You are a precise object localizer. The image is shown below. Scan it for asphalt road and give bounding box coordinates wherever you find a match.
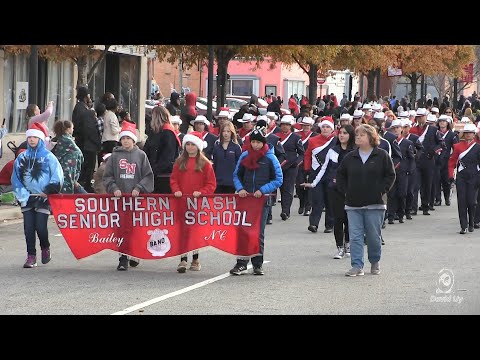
[0,193,478,315]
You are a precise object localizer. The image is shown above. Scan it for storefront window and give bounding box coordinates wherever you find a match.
[3,53,29,133]
[46,61,74,129]
[119,55,140,124]
[231,80,253,96]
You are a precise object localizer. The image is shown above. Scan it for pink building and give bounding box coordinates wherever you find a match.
[202,58,310,103]
[202,58,358,104]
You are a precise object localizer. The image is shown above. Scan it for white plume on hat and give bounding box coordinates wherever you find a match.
[171,115,182,125]
[463,123,478,133]
[238,113,254,123]
[437,115,452,123]
[266,111,278,120]
[300,116,314,125]
[280,115,295,125]
[388,119,403,128]
[190,115,210,126]
[415,108,427,116]
[460,117,471,123]
[353,109,363,118]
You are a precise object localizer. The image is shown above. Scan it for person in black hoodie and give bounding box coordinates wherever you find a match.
[166,92,181,117]
[143,105,181,194]
[336,124,395,277]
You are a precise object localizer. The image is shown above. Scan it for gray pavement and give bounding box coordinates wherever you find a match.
[0,192,478,315]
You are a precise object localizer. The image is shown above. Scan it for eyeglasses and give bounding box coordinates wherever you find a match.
[445,111,452,114]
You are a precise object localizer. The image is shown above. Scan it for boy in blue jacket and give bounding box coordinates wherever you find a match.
[229,126,283,275]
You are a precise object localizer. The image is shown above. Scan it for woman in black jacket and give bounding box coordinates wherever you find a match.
[302,124,355,259]
[143,106,181,193]
[336,124,396,277]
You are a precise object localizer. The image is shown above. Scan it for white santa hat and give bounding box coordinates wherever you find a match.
[182,131,208,151]
[119,121,138,143]
[319,116,335,130]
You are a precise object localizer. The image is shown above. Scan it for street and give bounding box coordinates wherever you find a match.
[0,193,479,315]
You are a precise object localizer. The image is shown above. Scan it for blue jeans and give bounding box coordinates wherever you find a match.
[238,203,270,268]
[23,209,50,256]
[346,209,384,269]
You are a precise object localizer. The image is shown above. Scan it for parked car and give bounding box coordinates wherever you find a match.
[226,95,290,116]
[196,97,238,117]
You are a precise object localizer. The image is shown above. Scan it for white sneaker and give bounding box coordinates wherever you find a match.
[333,246,345,259]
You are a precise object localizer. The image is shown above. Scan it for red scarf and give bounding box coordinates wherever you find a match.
[277,130,291,142]
[163,123,181,146]
[241,143,269,170]
[299,130,312,142]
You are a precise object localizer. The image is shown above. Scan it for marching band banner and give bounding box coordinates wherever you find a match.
[49,194,264,260]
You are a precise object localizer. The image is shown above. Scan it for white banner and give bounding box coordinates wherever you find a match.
[16,82,28,110]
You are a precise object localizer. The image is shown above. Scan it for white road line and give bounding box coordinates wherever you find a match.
[111,261,271,315]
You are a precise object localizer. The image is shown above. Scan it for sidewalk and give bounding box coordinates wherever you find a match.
[0,203,22,222]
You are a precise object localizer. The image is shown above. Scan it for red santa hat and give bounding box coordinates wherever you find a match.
[319,116,335,130]
[182,131,208,151]
[119,121,138,143]
[25,122,49,141]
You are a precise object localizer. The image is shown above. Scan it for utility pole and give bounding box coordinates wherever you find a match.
[29,45,38,105]
[179,56,183,96]
[207,45,214,121]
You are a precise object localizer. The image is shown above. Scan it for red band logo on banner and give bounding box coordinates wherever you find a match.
[49,194,265,260]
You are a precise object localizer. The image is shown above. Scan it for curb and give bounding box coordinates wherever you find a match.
[0,206,22,222]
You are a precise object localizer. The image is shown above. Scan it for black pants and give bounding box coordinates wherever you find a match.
[387,171,408,220]
[456,174,479,229]
[154,176,172,194]
[23,209,49,256]
[79,150,97,193]
[327,188,348,247]
[430,163,441,207]
[406,170,416,214]
[215,185,236,194]
[280,167,298,216]
[310,171,333,229]
[417,158,435,210]
[435,161,451,204]
[295,169,311,211]
[475,188,480,224]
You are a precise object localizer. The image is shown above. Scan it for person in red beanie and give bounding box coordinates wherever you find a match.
[170,131,216,273]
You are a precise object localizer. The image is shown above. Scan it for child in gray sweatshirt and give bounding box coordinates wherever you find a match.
[103,122,154,270]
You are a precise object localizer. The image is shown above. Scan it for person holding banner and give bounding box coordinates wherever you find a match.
[103,121,154,270]
[11,124,64,268]
[229,126,283,276]
[170,131,217,273]
[448,123,480,234]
